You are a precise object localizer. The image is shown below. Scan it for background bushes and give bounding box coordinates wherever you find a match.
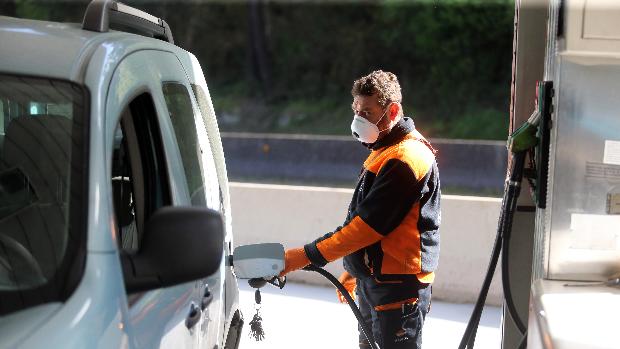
[3,0,515,139]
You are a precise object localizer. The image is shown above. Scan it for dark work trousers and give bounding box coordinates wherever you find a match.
[357,283,432,349]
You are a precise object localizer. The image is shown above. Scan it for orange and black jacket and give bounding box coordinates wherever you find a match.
[304,117,440,307]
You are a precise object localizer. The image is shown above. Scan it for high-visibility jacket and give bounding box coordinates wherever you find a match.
[304,117,441,308]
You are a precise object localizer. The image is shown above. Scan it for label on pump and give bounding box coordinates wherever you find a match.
[570,213,620,250]
[608,193,620,214]
[603,140,620,166]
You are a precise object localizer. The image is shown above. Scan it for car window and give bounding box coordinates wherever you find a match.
[112,124,138,253]
[162,83,212,207]
[112,93,171,256]
[190,83,226,214]
[0,74,87,316]
[112,93,172,305]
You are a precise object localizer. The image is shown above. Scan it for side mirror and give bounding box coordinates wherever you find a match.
[121,206,224,293]
[233,243,284,279]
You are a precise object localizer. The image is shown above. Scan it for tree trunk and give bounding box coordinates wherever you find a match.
[248,0,271,94]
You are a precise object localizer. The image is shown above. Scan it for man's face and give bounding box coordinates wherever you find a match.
[352,94,392,132]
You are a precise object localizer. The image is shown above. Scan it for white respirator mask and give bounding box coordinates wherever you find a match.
[350,108,389,144]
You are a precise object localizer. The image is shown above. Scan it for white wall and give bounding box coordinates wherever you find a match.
[230,182,504,306]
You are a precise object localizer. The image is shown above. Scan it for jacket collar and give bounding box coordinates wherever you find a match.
[365,117,416,150]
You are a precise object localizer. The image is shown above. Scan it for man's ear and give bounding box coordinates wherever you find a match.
[388,103,400,121]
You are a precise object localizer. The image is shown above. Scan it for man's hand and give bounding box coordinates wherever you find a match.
[336,271,356,304]
[279,247,310,277]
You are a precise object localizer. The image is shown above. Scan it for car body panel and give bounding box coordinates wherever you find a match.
[0,303,62,348]
[174,53,231,346]
[178,54,240,342]
[0,17,97,81]
[9,253,129,348]
[0,12,240,349]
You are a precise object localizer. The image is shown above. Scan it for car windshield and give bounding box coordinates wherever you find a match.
[0,74,87,315]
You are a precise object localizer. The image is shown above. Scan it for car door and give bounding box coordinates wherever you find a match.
[179,53,237,346]
[106,49,205,349]
[160,77,225,348]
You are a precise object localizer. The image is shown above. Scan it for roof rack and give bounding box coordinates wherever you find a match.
[82,0,174,44]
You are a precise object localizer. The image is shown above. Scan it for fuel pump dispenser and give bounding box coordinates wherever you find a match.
[503,1,620,348]
[457,79,553,349]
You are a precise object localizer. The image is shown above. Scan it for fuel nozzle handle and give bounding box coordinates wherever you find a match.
[248,275,287,289]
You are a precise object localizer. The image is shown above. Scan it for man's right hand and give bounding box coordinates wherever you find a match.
[279,247,310,277]
[336,271,356,304]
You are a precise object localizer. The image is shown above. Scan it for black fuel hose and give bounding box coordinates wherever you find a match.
[458,151,527,348]
[302,264,380,349]
[500,152,528,335]
[457,220,503,349]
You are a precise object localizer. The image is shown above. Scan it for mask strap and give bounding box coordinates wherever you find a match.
[375,106,391,132]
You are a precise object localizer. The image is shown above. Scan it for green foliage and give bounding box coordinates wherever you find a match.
[13,0,88,22]
[202,1,516,139]
[6,0,516,140]
[432,108,509,140]
[14,0,49,20]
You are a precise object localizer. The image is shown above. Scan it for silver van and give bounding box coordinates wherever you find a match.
[0,1,242,348]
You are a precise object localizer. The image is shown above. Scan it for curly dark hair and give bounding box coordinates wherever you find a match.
[351,70,402,107]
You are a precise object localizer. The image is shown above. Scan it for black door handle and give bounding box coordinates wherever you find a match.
[185,303,201,329]
[201,287,214,310]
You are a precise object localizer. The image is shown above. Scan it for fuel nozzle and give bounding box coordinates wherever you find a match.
[507,109,540,153]
[248,275,287,289]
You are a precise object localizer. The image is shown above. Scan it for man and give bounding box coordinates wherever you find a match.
[280,70,441,349]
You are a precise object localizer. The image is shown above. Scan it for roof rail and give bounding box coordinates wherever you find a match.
[82,0,174,44]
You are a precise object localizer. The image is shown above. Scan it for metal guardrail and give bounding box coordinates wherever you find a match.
[221,133,508,194]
